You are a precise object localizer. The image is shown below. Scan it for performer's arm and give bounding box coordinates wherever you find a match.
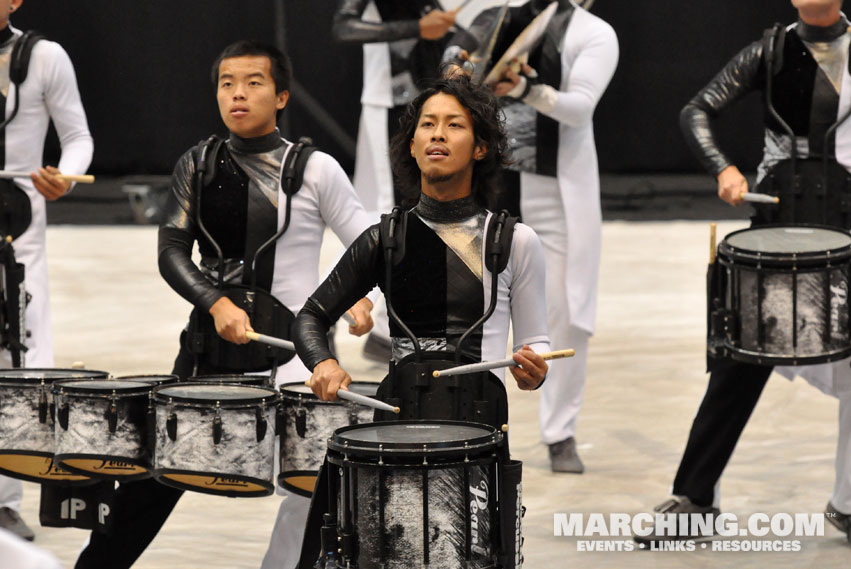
[332,0,455,44]
[36,42,93,200]
[157,151,224,313]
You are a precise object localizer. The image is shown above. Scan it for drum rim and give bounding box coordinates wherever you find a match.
[720,344,851,366]
[0,449,97,485]
[152,381,279,405]
[0,369,109,385]
[52,378,154,396]
[279,380,380,403]
[114,374,178,384]
[153,467,274,497]
[54,453,152,481]
[719,224,851,264]
[328,420,501,456]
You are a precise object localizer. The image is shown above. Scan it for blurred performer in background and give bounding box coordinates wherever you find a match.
[332,0,458,361]
[446,0,618,473]
[638,0,851,545]
[0,0,93,542]
[75,41,374,569]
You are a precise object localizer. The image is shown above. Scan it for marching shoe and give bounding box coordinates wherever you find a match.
[826,502,851,545]
[0,507,35,541]
[549,437,584,474]
[633,497,719,547]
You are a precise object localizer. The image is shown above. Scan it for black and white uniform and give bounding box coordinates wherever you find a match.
[0,25,92,513]
[677,16,851,514]
[446,0,618,445]
[75,130,373,569]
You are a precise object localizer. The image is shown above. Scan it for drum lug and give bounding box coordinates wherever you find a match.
[296,408,307,438]
[213,403,223,445]
[255,405,267,442]
[107,393,118,434]
[422,444,428,466]
[38,385,48,424]
[275,405,283,437]
[167,399,177,442]
[57,397,69,431]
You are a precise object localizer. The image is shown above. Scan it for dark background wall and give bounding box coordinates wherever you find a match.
[18,0,797,176]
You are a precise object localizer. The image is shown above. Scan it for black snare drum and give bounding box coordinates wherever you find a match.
[0,368,107,484]
[714,225,851,365]
[326,421,503,568]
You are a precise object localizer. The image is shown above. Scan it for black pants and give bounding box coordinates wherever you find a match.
[671,358,773,507]
[75,334,206,569]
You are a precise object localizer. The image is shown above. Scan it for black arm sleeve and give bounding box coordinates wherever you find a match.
[332,0,421,44]
[680,40,764,177]
[156,149,223,312]
[294,225,383,370]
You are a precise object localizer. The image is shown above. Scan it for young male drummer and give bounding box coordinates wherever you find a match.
[291,76,550,567]
[75,40,375,569]
[637,0,851,545]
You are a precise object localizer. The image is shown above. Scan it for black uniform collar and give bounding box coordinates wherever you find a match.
[0,26,14,46]
[414,192,483,222]
[228,129,284,154]
[797,14,849,43]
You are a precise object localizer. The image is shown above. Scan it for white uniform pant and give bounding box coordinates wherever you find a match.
[260,491,311,569]
[520,173,591,445]
[833,392,851,513]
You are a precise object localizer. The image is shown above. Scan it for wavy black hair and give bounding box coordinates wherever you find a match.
[389,76,511,209]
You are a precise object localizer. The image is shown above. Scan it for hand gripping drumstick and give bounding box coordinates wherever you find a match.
[341,311,356,326]
[0,170,95,184]
[740,192,779,204]
[245,330,295,352]
[432,349,576,378]
[303,379,400,414]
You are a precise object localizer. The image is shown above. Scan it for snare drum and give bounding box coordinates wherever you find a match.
[0,369,106,484]
[52,375,176,480]
[152,382,278,497]
[191,374,271,387]
[326,421,503,568]
[278,381,378,496]
[714,225,851,365]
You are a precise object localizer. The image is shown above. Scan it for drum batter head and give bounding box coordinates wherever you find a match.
[280,381,379,400]
[722,226,851,265]
[329,420,500,459]
[154,383,278,406]
[190,373,271,387]
[53,379,152,396]
[115,374,177,387]
[0,368,108,385]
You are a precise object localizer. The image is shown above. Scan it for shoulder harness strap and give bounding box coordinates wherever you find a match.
[379,206,408,265]
[762,23,786,77]
[10,30,44,85]
[484,209,518,275]
[195,135,225,187]
[281,136,317,196]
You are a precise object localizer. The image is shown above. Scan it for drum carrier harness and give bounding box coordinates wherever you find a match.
[185,135,315,378]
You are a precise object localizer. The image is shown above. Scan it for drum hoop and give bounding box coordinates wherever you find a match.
[716,257,851,272]
[0,450,98,486]
[0,369,108,385]
[191,374,271,385]
[326,454,498,470]
[279,380,380,405]
[51,379,154,397]
[328,420,501,456]
[719,224,851,265]
[115,374,178,385]
[721,344,851,366]
[152,468,274,497]
[152,382,279,407]
[54,453,152,481]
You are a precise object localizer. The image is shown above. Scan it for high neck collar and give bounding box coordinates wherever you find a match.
[0,26,13,46]
[228,129,283,154]
[414,192,483,222]
[797,14,849,42]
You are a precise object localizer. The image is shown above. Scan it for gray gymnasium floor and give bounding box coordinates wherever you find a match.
[15,220,851,567]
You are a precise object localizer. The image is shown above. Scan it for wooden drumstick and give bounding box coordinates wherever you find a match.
[0,170,95,184]
[432,349,575,378]
[740,192,779,204]
[709,223,717,264]
[303,379,400,413]
[245,331,295,352]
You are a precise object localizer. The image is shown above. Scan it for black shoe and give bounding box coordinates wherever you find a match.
[633,497,719,547]
[362,332,391,363]
[0,507,35,541]
[549,437,584,473]
[826,502,851,545]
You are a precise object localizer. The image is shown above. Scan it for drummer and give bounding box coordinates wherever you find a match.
[636,0,851,545]
[75,40,376,569]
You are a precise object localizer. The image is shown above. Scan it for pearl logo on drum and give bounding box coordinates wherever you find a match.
[470,478,490,556]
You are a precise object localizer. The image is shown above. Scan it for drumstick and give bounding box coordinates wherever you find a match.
[740,192,779,204]
[245,331,295,352]
[0,170,95,184]
[303,379,400,413]
[432,349,576,378]
[341,311,356,326]
[709,223,717,264]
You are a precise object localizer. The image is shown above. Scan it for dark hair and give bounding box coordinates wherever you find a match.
[389,76,511,209]
[211,40,292,94]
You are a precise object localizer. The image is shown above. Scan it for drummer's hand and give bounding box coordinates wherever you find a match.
[31,166,72,201]
[309,358,352,401]
[346,297,374,337]
[492,61,534,97]
[444,50,473,79]
[509,345,548,390]
[209,297,253,344]
[419,9,456,40]
[717,165,748,206]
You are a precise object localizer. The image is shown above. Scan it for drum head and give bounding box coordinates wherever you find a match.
[280,381,379,400]
[329,420,499,458]
[154,383,278,405]
[53,379,152,396]
[116,374,177,387]
[724,226,851,258]
[0,369,108,385]
[191,374,270,386]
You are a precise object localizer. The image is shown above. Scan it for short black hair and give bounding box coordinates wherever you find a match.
[389,76,511,209]
[211,40,292,94]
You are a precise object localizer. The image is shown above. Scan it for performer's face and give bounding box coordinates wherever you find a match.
[216,55,288,139]
[410,93,486,192]
[0,0,22,29]
[791,0,842,13]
